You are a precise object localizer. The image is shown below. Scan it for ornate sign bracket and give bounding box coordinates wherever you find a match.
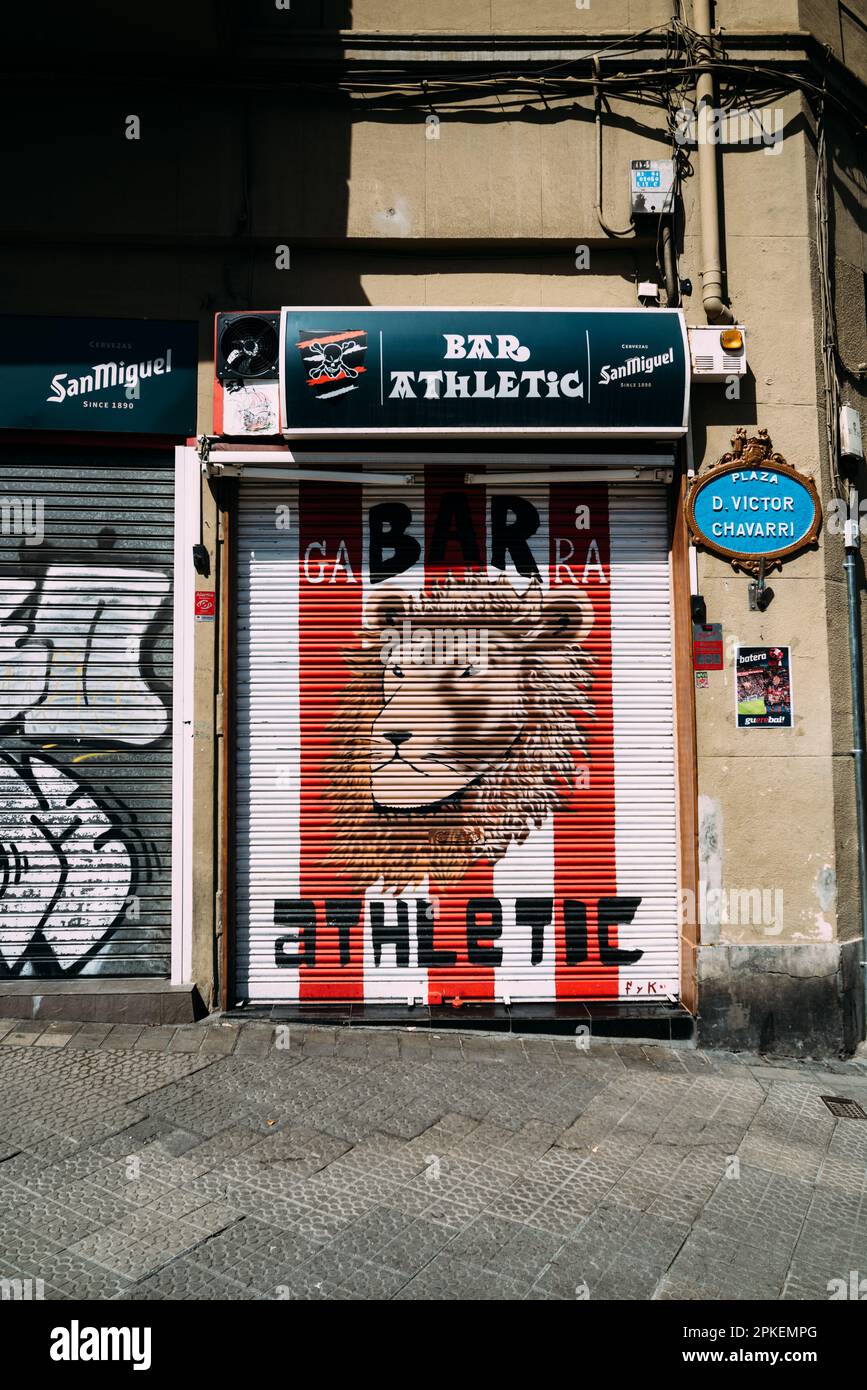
[686,428,822,581]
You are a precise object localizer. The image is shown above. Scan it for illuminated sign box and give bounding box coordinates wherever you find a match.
[0,315,198,435]
[280,307,689,438]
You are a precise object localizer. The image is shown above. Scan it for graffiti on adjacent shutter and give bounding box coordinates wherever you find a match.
[0,552,170,976]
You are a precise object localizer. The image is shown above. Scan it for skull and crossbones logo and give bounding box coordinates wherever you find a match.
[305,339,360,381]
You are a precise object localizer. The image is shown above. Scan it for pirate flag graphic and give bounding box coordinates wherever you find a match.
[296,329,368,401]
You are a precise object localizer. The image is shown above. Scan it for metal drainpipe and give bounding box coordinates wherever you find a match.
[844,509,867,1038]
[693,0,735,324]
[661,222,679,306]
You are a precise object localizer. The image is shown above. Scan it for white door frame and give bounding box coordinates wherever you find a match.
[170,445,199,984]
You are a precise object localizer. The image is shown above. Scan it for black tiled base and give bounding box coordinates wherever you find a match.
[223,999,695,1042]
[0,979,204,1025]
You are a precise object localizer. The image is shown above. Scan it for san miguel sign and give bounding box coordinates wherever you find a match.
[280,307,689,437]
[687,428,822,575]
[0,316,198,435]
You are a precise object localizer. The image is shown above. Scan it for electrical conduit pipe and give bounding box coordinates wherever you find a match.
[693,0,735,324]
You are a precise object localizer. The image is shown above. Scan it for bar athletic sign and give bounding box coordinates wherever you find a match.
[686,429,822,574]
[279,306,689,437]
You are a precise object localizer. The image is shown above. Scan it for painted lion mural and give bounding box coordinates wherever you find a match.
[325,571,594,891]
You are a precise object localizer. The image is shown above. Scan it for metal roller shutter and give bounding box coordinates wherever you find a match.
[235,465,680,1005]
[0,446,174,977]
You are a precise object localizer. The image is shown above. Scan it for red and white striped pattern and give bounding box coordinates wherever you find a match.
[235,467,679,1004]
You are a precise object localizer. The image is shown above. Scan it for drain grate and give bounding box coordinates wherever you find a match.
[821,1095,867,1120]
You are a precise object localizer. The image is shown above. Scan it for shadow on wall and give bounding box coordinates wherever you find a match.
[0,0,364,340]
[0,2,360,983]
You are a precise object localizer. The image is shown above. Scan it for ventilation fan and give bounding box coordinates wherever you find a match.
[213,310,281,436]
[216,312,279,383]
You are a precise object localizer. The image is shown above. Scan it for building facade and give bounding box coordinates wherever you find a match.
[1,0,866,1053]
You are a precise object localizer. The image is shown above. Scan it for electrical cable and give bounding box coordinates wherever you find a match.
[593,56,635,239]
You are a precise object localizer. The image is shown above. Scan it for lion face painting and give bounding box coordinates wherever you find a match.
[326,572,594,892]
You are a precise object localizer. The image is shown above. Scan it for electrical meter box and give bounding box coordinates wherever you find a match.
[630,160,675,216]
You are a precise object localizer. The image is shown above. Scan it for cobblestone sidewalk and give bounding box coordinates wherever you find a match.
[1,1018,866,1301]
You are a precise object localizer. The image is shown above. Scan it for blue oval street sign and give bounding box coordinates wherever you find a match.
[687,460,822,566]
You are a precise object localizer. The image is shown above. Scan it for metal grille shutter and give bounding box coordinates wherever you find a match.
[0,446,174,978]
[235,471,680,1004]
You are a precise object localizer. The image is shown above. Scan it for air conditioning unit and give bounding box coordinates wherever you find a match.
[688,325,747,383]
[214,311,281,436]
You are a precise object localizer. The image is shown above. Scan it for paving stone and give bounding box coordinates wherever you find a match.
[94,1117,180,1157]
[1,1024,46,1047]
[65,1025,114,1050]
[234,1028,277,1057]
[333,1034,373,1060]
[265,1270,355,1300]
[497,1224,566,1282]
[33,1023,82,1048]
[519,1039,559,1065]
[100,1027,145,1050]
[5,1245,136,1300]
[4,1026,867,1300]
[122,1256,249,1301]
[200,1027,241,1056]
[167,1030,206,1054]
[133,1027,178,1052]
[302,1247,411,1299]
[86,1163,177,1207]
[393,1253,526,1300]
[296,1029,338,1055]
[373,1217,453,1275]
[0,1190,108,1249]
[67,1226,190,1281]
